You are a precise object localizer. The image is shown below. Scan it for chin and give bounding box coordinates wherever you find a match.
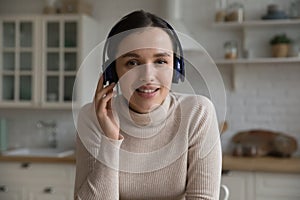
[129,100,162,114]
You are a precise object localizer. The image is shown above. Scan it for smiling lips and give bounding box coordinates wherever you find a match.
[136,86,160,98]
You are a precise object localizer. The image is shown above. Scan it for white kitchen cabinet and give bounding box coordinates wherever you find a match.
[0,182,24,200]
[222,170,300,200]
[27,185,72,200]
[255,172,300,200]
[221,171,255,200]
[0,14,101,109]
[0,162,75,200]
[0,16,37,107]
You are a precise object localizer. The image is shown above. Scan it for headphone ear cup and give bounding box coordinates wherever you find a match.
[172,56,184,83]
[103,60,118,84]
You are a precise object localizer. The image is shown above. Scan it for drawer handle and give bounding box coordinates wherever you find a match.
[0,185,7,192]
[21,162,30,168]
[44,187,53,194]
[222,170,231,175]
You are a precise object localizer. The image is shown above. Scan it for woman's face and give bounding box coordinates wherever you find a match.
[115,27,174,114]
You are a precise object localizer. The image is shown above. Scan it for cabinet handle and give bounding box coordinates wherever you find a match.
[21,162,31,168]
[222,170,231,175]
[0,185,7,192]
[44,187,53,194]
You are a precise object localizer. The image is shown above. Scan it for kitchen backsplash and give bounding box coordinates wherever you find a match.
[0,109,75,150]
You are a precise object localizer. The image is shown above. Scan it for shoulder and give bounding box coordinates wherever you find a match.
[170,93,218,137]
[172,94,220,156]
[171,92,215,115]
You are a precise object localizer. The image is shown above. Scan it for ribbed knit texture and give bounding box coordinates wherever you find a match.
[74,93,222,200]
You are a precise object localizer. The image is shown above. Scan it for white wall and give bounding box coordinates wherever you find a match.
[0,0,300,155]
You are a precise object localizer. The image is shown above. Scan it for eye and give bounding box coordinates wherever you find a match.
[155,59,168,65]
[126,60,140,67]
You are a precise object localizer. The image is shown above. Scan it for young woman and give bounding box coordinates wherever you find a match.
[75,10,221,200]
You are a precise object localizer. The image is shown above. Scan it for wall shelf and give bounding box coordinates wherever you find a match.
[213,19,300,28]
[214,57,300,65]
[214,57,300,90]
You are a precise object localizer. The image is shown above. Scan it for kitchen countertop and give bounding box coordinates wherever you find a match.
[0,153,76,164]
[222,155,300,173]
[0,154,300,173]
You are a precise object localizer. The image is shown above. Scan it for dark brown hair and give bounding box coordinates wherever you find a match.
[104,10,178,59]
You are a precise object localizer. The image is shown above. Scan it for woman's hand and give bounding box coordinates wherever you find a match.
[94,75,120,140]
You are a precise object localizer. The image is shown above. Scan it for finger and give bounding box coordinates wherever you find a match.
[101,89,114,104]
[106,88,114,110]
[94,82,115,102]
[99,90,114,112]
[95,85,114,108]
[107,97,113,111]
[96,75,104,93]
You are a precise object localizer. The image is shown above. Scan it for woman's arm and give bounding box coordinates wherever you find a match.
[186,140,222,199]
[74,134,122,200]
[74,75,122,199]
[186,98,222,200]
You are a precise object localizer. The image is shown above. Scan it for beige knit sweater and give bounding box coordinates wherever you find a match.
[74,93,222,200]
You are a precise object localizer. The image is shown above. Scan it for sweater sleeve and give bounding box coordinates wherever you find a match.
[186,98,222,200]
[74,103,123,200]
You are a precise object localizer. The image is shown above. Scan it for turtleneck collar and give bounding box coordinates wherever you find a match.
[113,93,175,138]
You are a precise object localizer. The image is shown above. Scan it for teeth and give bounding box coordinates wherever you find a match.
[138,89,156,93]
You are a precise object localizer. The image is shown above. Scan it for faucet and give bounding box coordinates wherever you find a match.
[36,120,57,148]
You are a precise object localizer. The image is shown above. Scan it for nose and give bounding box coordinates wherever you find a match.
[139,63,155,82]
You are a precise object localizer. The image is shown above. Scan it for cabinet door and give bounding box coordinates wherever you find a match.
[0,18,36,106]
[27,185,72,200]
[255,172,300,200]
[0,182,24,200]
[42,18,78,107]
[221,171,255,200]
[0,162,75,200]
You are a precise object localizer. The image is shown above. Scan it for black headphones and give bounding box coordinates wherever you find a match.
[102,20,185,85]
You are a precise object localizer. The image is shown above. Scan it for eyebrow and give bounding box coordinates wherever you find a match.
[121,52,172,58]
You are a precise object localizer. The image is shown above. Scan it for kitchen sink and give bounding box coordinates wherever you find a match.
[2,148,74,158]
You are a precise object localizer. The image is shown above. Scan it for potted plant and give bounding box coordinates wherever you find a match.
[270,34,292,57]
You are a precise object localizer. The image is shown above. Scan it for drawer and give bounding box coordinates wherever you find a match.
[255,172,300,198]
[26,184,73,200]
[0,181,25,200]
[0,162,74,185]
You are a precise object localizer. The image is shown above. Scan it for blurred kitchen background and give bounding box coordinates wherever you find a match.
[0,0,300,200]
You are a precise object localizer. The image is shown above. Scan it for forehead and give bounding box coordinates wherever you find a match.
[115,27,174,58]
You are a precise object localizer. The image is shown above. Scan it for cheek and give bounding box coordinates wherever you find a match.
[116,67,139,100]
[156,67,173,89]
